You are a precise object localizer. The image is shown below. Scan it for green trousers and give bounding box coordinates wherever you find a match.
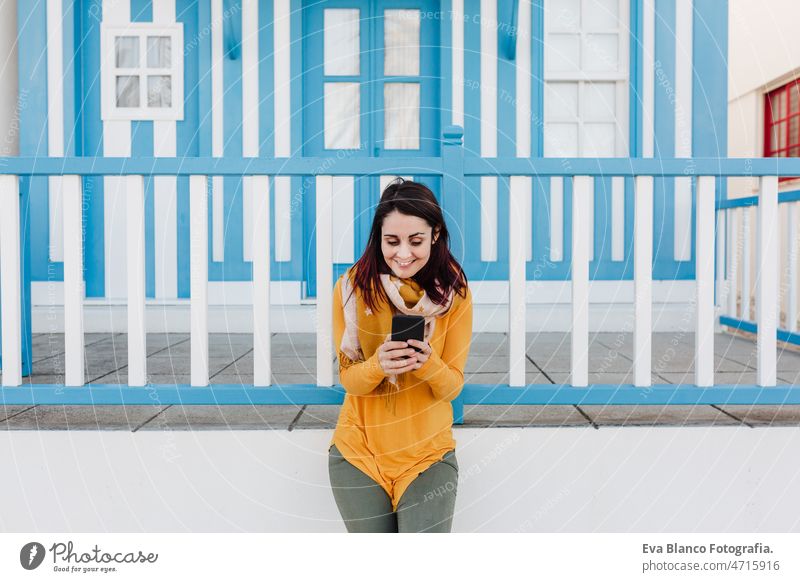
[328,443,459,533]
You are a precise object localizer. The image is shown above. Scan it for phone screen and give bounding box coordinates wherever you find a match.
[391,315,425,356]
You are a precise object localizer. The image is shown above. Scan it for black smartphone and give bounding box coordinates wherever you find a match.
[391,314,425,358]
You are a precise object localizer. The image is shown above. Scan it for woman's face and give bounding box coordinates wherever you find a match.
[381,210,439,278]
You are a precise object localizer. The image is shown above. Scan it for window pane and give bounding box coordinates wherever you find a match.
[770,91,785,121]
[790,146,800,158]
[582,82,616,121]
[384,9,420,76]
[769,124,779,154]
[324,83,360,149]
[545,82,578,120]
[583,34,618,71]
[115,36,139,68]
[324,9,360,76]
[546,34,580,72]
[790,84,800,115]
[147,75,172,107]
[116,75,140,107]
[582,123,616,157]
[790,116,799,147]
[384,83,420,150]
[147,36,171,68]
[779,121,787,151]
[545,0,580,31]
[583,0,618,29]
[544,123,578,157]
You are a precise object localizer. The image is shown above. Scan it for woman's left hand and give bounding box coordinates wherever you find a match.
[406,339,432,369]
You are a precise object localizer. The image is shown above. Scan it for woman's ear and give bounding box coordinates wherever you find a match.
[433,227,441,244]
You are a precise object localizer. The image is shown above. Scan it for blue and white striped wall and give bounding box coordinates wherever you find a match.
[18,0,728,312]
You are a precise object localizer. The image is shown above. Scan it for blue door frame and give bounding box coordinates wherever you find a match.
[302,0,441,298]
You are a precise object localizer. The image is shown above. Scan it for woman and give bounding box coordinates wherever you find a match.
[328,178,473,533]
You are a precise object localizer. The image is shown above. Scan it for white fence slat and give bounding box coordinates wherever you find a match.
[0,175,22,386]
[634,176,653,387]
[127,176,146,386]
[757,175,778,387]
[695,176,715,387]
[715,208,726,318]
[48,176,64,262]
[742,207,751,320]
[253,175,272,386]
[190,175,209,386]
[571,176,591,387]
[316,175,334,387]
[63,175,85,386]
[550,177,563,261]
[509,176,526,387]
[611,176,625,261]
[727,208,739,318]
[787,202,798,332]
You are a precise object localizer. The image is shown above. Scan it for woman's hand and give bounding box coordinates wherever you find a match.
[406,339,432,369]
[377,335,419,375]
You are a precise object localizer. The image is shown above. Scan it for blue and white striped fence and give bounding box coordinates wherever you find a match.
[2,128,800,416]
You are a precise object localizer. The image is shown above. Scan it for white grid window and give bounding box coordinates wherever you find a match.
[101,23,184,121]
[543,0,629,157]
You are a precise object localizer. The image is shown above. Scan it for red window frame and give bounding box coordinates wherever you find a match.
[764,80,800,181]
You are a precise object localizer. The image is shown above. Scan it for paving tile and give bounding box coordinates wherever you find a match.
[469,333,508,357]
[461,405,590,427]
[89,373,193,385]
[657,372,795,386]
[293,405,341,429]
[1,373,69,386]
[136,404,302,430]
[220,352,322,374]
[717,405,800,426]
[2,405,166,430]
[153,333,247,352]
[546,372,661,385]
[466,356,523,374]
[30,333,115,362]
[464,372,554,385]
[578,404,743,427]
[143,356,240,376]
[0,406,36,423]
[210,372,339,386]
[270,343,317,357]
[778,369,800,384]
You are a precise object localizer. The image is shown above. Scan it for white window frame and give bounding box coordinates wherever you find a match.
[543,0,630,157]
[100,22,184,121]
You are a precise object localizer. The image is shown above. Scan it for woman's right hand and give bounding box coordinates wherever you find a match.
[377,334,420,375]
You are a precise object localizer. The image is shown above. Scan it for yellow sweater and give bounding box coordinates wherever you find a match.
[329,273,473,511]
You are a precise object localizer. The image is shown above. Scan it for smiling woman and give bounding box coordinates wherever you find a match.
[328,178,473,533]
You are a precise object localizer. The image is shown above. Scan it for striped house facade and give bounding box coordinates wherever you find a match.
[16,0,728,326]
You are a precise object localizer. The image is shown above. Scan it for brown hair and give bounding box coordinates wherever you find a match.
[347,178,468,313]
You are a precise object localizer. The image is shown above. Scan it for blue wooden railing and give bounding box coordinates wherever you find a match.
[2,128,800,419]
[716,190,800,348]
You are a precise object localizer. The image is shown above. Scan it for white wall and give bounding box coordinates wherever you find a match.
[727,0,800,327]
[729,0,800,197]
[2,428,799,532]
[730,0,800,101]
[0,0,18,156]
